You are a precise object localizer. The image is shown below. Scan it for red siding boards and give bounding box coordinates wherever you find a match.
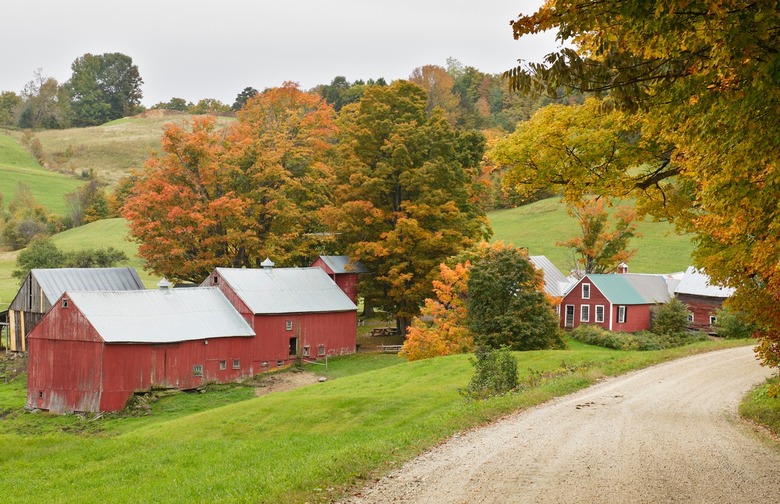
[27,291,256,414]
[310,257,361,303]
[560,276,654,333]
[677,293,723,332]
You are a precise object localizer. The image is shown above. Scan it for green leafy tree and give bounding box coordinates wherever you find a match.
[714,307,756,340]
[12,237,66,280]
[503,1,780,370]
[232,87,258,111]
[13,237,127,281]
[187,98,231,115]
[17,70,70,129]
[651,298,690,336]
[67,53,143,126]
[1,183,54,249]
[0,91,21,127]
[152,97,189,111]
[322,80,491,332]
[467,242,563,350]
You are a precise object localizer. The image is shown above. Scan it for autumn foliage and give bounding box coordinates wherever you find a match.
[122,83,337,282]
[401,262,474,361]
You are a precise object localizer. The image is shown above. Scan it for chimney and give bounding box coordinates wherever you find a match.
[617,262,629,274]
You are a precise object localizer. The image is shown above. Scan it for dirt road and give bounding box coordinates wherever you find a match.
[342,346,780,503]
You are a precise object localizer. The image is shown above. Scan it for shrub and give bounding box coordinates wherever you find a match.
[714,307,756,339]
[571,324,708,351]
[460,346,519,400]
[651,297,690,335]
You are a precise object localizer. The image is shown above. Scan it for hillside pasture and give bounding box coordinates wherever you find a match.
[32,113,235,187]
[488,198,695,274]
[0,339,748,503]
[0,132,83,215]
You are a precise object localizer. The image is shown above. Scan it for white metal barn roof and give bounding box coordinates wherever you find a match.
[675,266,735,298]
[65,288,254,343]
[529,255,572,298]
[32,267,145,305]
[214,267,358,314]
[316,255,367,274]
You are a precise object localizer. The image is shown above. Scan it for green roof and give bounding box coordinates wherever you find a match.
[587,275,648,304]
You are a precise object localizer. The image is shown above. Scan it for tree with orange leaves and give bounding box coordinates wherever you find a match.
[558,198,639,277]
[122,83,337,283]
[401,261,474,361]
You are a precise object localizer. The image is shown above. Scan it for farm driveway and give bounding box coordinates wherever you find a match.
[341,346,780,503]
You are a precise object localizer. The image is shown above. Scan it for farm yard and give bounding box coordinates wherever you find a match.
[0,337,750,503]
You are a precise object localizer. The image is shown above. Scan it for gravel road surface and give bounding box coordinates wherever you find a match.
[341,346,779,503]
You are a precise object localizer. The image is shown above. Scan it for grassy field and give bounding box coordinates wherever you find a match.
[0,132,83,215]
[0,219,155,309]
[489,197,695,274]
[740,377,780,436]
[32,112,235,186]
[0,338,749,503]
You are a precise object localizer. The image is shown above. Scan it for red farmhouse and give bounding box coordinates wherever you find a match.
[203,260,358,371]
[27,288,255,413]
[675,266,734,332]
[561,274,673,332]
[310,255,366,304]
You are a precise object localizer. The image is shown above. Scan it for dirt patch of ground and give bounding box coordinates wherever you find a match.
[251,370,324,397]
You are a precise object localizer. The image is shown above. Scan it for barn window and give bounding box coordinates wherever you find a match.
[580,305,590,323]
[286,320,293,331]
[318,344,326,356]
[192,364,204,377]
[38,390,43,399]
[61,299,69,309]
[289,337,298,356]
[595,305,605,323]
[213,275,219,284]
[277,360,284,367]
[302,345,310,357]
[617,306,627,324]
[232,359,240,369]
[582,283,591,299]
[709,315,717,326]
[219,360,227,370]
[688,312,694,323]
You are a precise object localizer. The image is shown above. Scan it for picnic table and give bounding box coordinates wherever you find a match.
[369,327,398,337]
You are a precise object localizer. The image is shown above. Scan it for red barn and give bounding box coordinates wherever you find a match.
[310,255,366,304]
[27,288,255,413]
[675,266,734,332]
[203,260,358,370]
[561,274,673,332]
[6,267,144,352]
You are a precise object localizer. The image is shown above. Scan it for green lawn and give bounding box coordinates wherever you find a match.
[488,197,695,274]
[0,132,84,215]
[0,339,749,503]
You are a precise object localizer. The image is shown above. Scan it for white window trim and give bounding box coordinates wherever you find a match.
[582,283,591,300]
[580,304,590,323]
[595,305,605,323]
[617,305,627,324]
[688,312,694,323]
[709,315,717,325]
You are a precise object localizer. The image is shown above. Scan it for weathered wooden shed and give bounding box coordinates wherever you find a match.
[561,273,673,332]
[310,255,366,304]
[7,267,144,352]
[675,266,734,332]
[203,260,358,371]
[26,287,255,413]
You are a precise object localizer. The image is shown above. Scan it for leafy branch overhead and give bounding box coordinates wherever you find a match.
[501,0,780,370]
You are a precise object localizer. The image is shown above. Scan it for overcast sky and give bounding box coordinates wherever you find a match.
[1,1,559,107]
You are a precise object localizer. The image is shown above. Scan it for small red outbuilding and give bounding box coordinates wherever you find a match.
[27,288,255,413]
[310,255,366,304]
[203,261,358,371]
